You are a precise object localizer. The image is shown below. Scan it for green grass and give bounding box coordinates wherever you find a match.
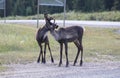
[0,24,120,68]
[1,11,120,21]
[0,24,39,64]
[0,24,37,52]
[83,27,120,62]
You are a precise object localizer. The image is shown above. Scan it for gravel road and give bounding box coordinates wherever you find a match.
[0,20,120,28]
[0,61,120,78]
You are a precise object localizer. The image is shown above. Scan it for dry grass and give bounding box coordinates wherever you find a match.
[0,24,120,68]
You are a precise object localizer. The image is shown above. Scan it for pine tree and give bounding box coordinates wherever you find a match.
[112,0,120,10]
[104,0,114,11]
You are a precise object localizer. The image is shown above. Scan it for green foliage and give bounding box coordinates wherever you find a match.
[5,0,36,16]
[26,7,32,16]
[1,11,120,21]
[43,11,120,21]
[1,0,120,17]
[104,0,114,11]
[112,0,120,10]
[54,11,120,21]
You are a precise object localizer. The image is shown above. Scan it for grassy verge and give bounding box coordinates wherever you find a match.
[0,66,7,72]
[83,27,120,62]
[1,11,120,21]
[0,24,120,71]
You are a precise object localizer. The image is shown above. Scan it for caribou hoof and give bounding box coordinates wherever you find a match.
[80,60,83,66]
[43,59,46,64]
[73,63,76,66]
[66,62,69,67]
[37,59,40,63]
[59,61,62,67]
[80,63,82,66]
[66,64,69,67]
[51,58,54,63]
[59,64,61,67]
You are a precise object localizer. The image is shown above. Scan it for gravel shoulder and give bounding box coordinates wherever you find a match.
[0,61,120,78]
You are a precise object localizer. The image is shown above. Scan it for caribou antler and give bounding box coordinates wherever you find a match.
[44,13,55,24]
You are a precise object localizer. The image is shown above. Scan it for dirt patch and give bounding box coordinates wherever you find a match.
[0,61,120,78]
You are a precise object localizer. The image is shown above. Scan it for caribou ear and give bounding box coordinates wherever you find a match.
[44,13,49,23]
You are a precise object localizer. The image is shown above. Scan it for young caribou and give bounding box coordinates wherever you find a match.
[36,14,55,63]
[36,26,54,63]
[45,18,85,67]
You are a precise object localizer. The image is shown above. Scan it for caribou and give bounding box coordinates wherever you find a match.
[45,16,85,67]
[36,14,55,63]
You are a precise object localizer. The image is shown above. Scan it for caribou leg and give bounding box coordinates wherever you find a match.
[78,38,83,66]
[37,49,42,63]
[59,43,63,67]
[64,42,69,67]
[43,43,47,63]
[47,42,54,63]
[80,43,83,66]
[73,41,80,66]
[37,43,44,63]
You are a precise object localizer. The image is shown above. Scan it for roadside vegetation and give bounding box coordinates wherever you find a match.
[0,24,120,71]
[0,11,120,21]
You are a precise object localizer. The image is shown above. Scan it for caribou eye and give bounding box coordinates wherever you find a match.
[56,25,58,28]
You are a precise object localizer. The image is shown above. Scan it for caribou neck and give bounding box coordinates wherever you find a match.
[50,30,60,41]
[36,26,49,40]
